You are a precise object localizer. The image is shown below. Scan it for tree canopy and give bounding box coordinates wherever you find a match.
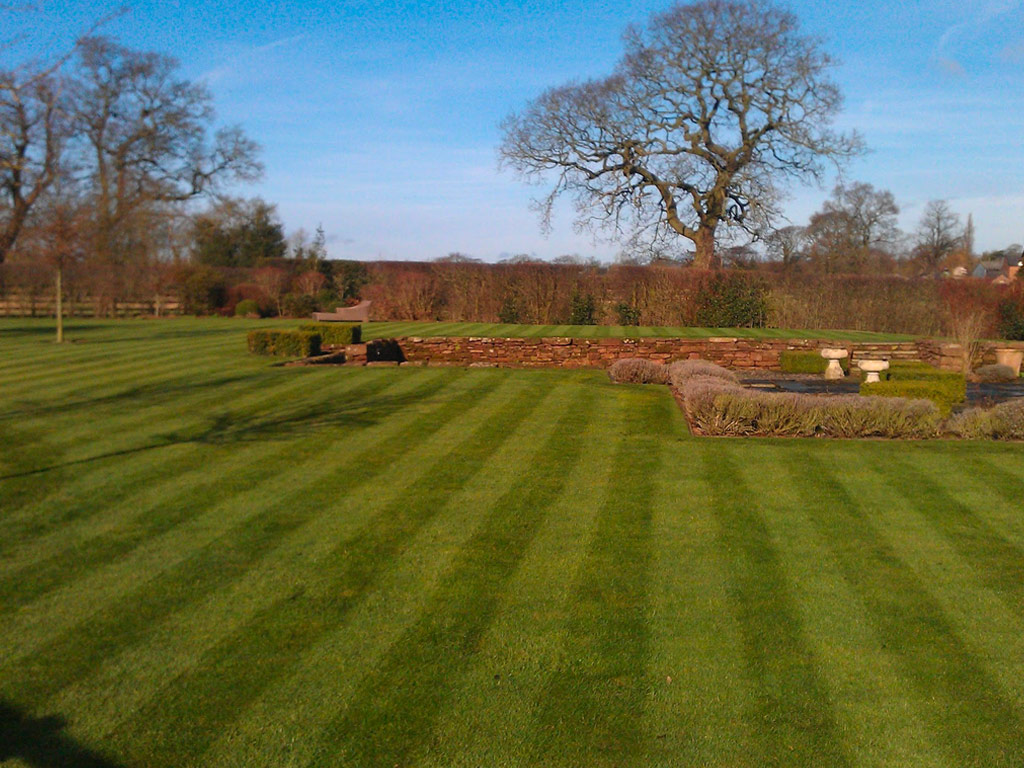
[500,0,861,268]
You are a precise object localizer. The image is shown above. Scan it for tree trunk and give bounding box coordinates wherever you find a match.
[55,264,64,344]
[693,227,720,269]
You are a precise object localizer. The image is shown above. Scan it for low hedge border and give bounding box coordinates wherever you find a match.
[298,322,362,346]
[780,350,849,375]
[862,362,966,416]
[679,375,941,438]
[247,329,322,358]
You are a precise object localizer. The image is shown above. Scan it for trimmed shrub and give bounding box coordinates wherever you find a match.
[973,364,1017,383]
[298,322,362,346]
[234,299,260,317]
[861,377,965,417]
[608,358,670,385]
[247,330,321,358]
[668,359,738,388]
[780,350,848,375]
[948,399,1024,440]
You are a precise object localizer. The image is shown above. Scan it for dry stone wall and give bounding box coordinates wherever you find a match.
[391,336,928,370]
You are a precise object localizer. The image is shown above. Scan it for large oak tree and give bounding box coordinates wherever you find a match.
[500,0,861,268]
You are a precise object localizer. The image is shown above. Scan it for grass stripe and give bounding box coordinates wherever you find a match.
[869,452,1024,620]
[526,386,668,766]
[306,382,598,767]
[641,436,751,766]
[0,373,413,609]
[100,372,558,766]
[360,321,914,341]
[411,380,628,767]
[0,368,343,547]
[0,369,478,671]
[54,373,563,748]
[733,442,949,767]
[785,448,1024,766]
[199,373,603,768]
[700,443,849,766]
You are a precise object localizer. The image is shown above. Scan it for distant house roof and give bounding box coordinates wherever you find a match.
[973,253,1022,281]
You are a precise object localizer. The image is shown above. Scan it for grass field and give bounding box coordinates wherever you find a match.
[360,320,916,341]
[2,317,1023,767]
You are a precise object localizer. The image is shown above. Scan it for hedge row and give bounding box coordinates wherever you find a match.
[862,361,966,416]
[780,350,849,375]
[247,329,322,358]
[298,322,362,346]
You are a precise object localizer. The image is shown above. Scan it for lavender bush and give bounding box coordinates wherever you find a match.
[608,358,671,385]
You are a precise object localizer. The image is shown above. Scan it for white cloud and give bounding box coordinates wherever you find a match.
[199,34,307,85]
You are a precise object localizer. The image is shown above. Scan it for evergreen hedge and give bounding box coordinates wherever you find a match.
[298,322,362,346]
[247,330,321,358]
[860,378,965,417]
[780,350,848,375]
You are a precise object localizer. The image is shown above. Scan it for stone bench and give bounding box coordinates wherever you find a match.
[312,300,372,323]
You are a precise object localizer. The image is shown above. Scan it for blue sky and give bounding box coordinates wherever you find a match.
[11,0,1024,260]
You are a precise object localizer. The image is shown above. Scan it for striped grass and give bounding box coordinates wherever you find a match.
[362,320,915,342]
[1,317,1024,767]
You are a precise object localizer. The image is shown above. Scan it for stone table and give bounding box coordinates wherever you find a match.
[859,359,890,384]
[820,348,849,380]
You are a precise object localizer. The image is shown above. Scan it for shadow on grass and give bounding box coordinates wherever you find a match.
[0,373,259,422]
[0,701,123,768]
[0,385,434,481]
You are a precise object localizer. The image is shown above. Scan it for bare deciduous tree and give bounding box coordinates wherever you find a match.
[0,72,67,263]
[71,37,262,266]
[822,181,899,252]
[804,182,900,272]
[914,199,962,272]
[499,0,861,268]
[764,224,806,271]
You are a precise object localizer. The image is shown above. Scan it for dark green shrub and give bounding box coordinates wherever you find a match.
[886,360,947,379]
[997,297,1024,340]
[180,265,227,315]
[498,295,521,324]
[298,322,361,346]
[615,302,641,326]
[860,378,965,417]
[315,288,341,312]
[333,260,371,302]
[282,292,317,318]
[568,291,596,325]
[234,299,260,317]
[247,330,321,358]
[694,273,768,327]
[780,350,848,375]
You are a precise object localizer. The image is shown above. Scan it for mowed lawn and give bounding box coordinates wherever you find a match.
[361,320,915,341]
[2,318,1024,768]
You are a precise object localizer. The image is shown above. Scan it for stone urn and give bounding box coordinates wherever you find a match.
[994,348,1024,377]
[820,348,849,380]
[859,359,890,384]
